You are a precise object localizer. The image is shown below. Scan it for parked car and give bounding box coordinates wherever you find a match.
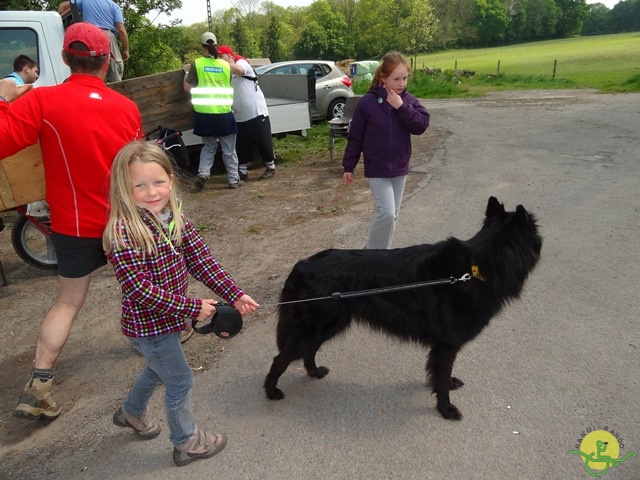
[255,60,354,121]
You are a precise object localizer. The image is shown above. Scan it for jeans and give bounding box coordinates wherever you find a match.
[124,332,195,445]
[198,134,241,184]
[366,176,407,249]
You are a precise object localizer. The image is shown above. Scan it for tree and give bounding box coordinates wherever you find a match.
[474,0,509,45]
[608,0,640,33]
[504,0,528,43]
[125,20,183,78]
[230,17,261,57]
[521,0,558,40]
[431,0,477,49]
[293,21,328,58]
[554,0,589,37]
[400,0,438,61]
[263,14,283,62]
[304,0,349,59]
[581,2,611,35]
[0,0,57,10]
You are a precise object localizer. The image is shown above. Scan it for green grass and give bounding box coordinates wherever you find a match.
[414,32,640,92]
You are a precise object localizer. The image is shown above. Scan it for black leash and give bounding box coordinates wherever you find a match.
[260,272,476,307]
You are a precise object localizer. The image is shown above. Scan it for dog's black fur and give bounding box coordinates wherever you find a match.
[264,197,542,420]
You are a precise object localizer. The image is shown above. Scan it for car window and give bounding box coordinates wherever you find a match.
[293,64,312,75]
[0,28,39,79]
[264,65,294,75]
[294,64,329,79]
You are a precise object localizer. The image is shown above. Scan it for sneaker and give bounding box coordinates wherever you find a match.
[113,406,161,440]
[239,171,249,181]
[173,428,227,467]
[260,168,276,180]
[180,325,194,344]
[14,377,62,420]
[228,180,245,189]
[194,175,207,192]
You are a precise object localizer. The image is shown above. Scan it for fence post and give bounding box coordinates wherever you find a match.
[552,59,557,80]
[455,60,457,70]
[497,60,501,75]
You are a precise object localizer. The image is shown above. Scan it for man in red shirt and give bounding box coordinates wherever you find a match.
[0,22,141,420]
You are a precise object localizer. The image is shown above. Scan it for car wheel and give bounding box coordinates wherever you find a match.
[327,98,347,120]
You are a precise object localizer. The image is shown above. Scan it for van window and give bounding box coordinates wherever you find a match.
[0,28,38,78]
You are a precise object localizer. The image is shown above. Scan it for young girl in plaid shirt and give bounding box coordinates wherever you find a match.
[103,141,258,466]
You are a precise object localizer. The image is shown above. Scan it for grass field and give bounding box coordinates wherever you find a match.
[413,32,640,91]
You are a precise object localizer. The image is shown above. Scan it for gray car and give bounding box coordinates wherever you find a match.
[255,60,354,121]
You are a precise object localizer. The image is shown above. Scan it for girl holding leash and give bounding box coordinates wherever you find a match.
[102,141,258,467]
[342,51,430,249]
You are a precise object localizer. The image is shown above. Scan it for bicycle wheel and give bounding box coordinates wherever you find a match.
[11,215,57,271]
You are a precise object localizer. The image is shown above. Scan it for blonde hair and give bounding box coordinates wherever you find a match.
[370,51,411,90]
[103,141,184,256]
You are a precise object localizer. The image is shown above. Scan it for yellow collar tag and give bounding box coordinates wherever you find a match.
[471,265,486,281]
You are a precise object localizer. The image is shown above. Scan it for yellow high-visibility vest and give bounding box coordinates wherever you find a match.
[191,57,233,114]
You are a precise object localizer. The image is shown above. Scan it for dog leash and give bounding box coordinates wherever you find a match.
[260,272,478,307]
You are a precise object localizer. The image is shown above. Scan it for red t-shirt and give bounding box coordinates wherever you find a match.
[0,74,141,237]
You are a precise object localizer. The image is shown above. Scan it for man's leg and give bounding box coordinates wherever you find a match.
[105,30,124,83]
[255,116,276,179]
[195,136,217,191]
[15,275,91,419]
[236,120,254,181]
[218,134,242,187]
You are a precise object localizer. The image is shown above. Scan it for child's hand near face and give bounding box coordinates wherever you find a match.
[385,85,403,109]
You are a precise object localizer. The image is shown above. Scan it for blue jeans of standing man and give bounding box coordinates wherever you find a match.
[366,176,407,249]
[198,134,241,184]
[124,332,195,446]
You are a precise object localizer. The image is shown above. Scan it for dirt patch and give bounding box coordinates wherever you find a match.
[0,128,445,478]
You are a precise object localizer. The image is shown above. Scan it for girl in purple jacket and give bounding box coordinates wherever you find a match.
[342,52,430,249]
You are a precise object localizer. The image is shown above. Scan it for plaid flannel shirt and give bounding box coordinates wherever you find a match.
[107,211,244,338]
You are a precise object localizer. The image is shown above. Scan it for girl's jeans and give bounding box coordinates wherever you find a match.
[366,175,407,249]
[124,332,195,445]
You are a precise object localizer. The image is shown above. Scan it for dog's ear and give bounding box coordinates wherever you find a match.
[486,196,505,218]
[515,204,530,224]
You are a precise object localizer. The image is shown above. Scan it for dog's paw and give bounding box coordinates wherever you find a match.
[450,377,465,390]
[265,387,285,400]
[307,366,329,379]
[437,403,463,421]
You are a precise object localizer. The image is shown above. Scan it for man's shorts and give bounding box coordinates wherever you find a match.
[52,233,107,278]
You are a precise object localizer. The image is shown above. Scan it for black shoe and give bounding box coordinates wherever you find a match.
[239,171,248,181]
[260,168,276,180]
[194,175,207,192]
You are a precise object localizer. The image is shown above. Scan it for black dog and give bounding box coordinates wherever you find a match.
[264,197,542,420]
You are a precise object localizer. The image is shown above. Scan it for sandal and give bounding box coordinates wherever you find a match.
[173,428,227,466]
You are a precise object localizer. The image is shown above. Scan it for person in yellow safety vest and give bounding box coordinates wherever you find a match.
[183,32,243,191]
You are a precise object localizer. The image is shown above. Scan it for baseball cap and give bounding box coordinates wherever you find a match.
[63,22,111,57]
[201,32,218,45]
[217,45,234,56]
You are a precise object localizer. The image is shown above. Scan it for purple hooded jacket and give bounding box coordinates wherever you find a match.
[342,85,429,178]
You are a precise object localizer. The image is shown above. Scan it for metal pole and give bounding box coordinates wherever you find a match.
[207,0,213,33]
[552,59,557,80]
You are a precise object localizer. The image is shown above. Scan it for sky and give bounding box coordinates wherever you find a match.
[151,0,621,27]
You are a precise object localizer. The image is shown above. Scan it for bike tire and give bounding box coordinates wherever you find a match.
[11,215,58,271]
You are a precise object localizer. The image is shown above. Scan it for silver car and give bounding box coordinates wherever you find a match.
[255,60,354,121]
